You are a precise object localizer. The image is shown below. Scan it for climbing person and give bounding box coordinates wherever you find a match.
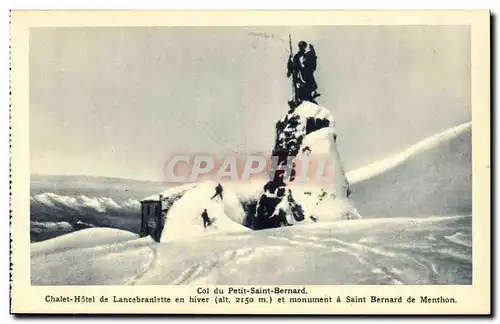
[201,209,211,228]
[210,183,223,200]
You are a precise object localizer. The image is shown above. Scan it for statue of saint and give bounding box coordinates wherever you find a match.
[287,40,321,105]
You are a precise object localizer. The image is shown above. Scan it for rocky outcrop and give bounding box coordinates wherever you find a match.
[252,101,360,230]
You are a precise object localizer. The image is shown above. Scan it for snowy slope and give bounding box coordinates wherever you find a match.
[349,123,471,218]
[31,215,471,285]
[346,122,471,184]
[31,228,139,257]
[142,183,197,202]
[159,181,248,242]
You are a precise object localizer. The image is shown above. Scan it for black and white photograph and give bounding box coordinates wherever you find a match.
[9,10,491,315]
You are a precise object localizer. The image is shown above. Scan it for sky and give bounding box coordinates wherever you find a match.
[30,26,471,181]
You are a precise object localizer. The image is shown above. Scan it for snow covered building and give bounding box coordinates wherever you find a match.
[139,195,164,242]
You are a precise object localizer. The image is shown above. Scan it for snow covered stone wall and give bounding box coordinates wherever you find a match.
[253,101,361,230]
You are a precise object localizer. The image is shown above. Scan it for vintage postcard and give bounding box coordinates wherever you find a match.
[10,10,490,315]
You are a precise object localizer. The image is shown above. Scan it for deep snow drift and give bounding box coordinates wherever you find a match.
[253,101,360,229]
[346,122,471,184]
[31,215,471,285]
[31,227,140,257]
[156,182,249,242]
[349,122,472,217]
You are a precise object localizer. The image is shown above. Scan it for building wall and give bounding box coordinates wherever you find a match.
[140,201,163,242]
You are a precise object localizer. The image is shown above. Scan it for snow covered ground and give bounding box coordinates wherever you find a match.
[30,122,472,285]
[31,215,471,285]
[350,122,471,218]
[346,121,471,184]
[158,181,249,241]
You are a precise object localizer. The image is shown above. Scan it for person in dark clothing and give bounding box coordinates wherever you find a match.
[287,41,320,103]
[201,209,211,228]
[210,183,223,200]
